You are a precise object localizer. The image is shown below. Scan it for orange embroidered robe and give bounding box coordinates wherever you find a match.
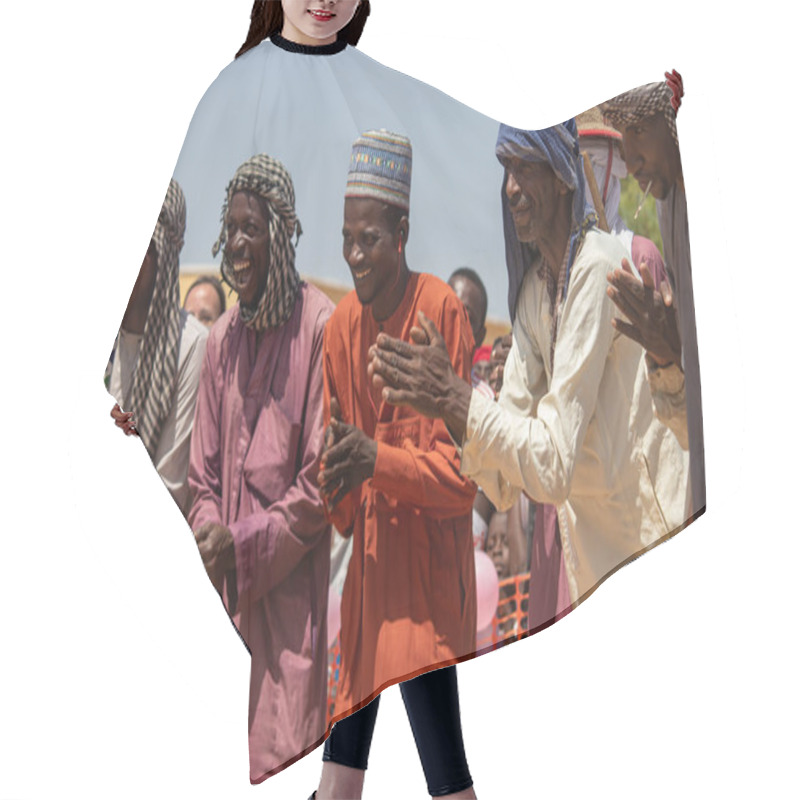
[323,272,477,717]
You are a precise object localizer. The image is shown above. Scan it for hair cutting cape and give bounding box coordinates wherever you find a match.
[106,35,705,784]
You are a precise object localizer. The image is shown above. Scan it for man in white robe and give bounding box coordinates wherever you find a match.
[371,120,690,604]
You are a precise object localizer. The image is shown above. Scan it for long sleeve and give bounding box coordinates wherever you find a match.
[370,295,476,516]
[461,236,619,510]
[229,304,331,612]
[647,361,689,449]
[322,323,362,538]
[370,422,476,517]
[459,312,546,510]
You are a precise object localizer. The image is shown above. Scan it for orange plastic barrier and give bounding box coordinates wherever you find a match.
[492,572,531,644]
[326,572,533,724]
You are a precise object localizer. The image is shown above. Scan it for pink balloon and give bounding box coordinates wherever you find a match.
[474,550,500,631]
[327,586,342,649]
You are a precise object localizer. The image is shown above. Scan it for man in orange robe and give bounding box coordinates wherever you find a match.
[318,131,477,721]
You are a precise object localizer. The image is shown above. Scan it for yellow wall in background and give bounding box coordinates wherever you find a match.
[180,272,511,347]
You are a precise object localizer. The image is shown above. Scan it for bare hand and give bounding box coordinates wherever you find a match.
[367,324,431,393]
[318,401,377,510]
[606,258,682,367]
[324,396,343,454]
[369,311,472,442]
[110,403,139,437]
[194,522,236,595]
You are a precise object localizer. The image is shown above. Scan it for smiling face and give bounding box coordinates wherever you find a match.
[281,0,361,45]
[224,192,270,309]
[342,198,409,318]
[503,158,568,244]
[620,113,682,200]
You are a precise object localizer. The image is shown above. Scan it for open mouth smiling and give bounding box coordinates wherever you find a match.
[308,9,335,22]
[231,259,254,286]
[352,265,372,281]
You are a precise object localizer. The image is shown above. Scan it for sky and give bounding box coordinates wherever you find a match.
[170,36,509,318]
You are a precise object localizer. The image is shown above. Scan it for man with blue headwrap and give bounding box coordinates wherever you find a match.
[371,120,689,607]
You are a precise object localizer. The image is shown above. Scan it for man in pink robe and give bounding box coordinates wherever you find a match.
[188,154,334,783]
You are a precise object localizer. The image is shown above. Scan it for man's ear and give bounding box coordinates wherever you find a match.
[397,216,410,245]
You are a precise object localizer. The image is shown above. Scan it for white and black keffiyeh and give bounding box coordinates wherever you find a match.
[212,154,302,332]
[128,178,185,458]
[602,81,679,146]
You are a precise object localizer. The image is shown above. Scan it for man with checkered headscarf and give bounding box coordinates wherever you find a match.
[211,153,303,332]
[372,120,690,608]
[108,178,208,516]
[187,154,335,781]
[603,75,705,518]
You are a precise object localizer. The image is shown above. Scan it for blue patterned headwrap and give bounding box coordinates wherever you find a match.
[496,120,596,321]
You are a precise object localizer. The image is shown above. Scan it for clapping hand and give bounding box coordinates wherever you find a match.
[368,311,472,442]
[607,258,682,368]
[368,311,460,419]
[318,396,377,511]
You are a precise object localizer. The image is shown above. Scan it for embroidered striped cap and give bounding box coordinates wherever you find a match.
[346,129,412,210]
